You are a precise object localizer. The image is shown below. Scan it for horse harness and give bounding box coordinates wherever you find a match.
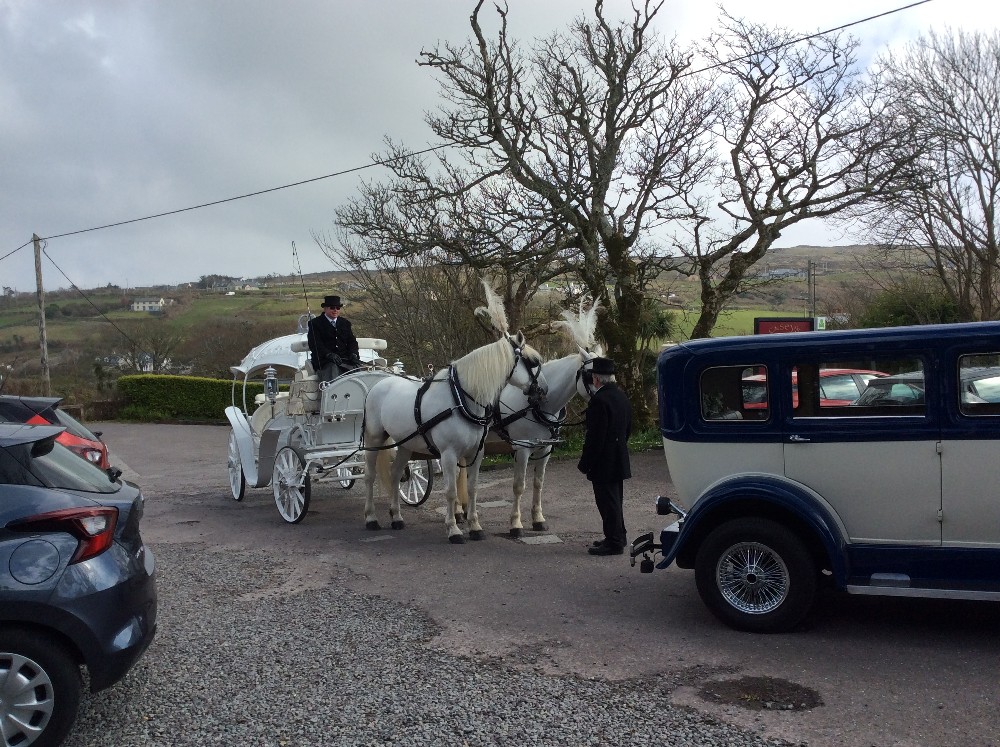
[411,340,543,462]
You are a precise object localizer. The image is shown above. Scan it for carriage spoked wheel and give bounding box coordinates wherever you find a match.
[227,430,246,501]
[273,446,311,523]
[334,467,356,490]
[400,459,434,507]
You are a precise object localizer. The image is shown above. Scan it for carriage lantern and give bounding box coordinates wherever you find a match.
[392,359,405,374]
[264,366,278,403]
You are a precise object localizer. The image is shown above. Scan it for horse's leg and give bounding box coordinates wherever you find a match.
[455,464,468,524]
[441,459,464,543]
[364,437,384,530]
[531,448,550,531]
[386,448,410,530]
[466,455,487,541]
[508,448,528,538]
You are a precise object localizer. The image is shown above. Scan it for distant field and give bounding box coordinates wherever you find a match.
[670,307,811,339]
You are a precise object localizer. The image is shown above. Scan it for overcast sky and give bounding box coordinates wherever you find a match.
[1,0,996,293]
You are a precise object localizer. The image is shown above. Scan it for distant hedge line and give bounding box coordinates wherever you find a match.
[117,374,264,421]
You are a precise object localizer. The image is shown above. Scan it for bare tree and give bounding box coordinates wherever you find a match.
[111,319,183,374]
[675,15,922,338]
[363,0,719,424]
[328,143,572,334]
[850,30,1000,321]
[314,243,508,374]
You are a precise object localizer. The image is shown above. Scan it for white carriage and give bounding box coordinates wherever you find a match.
[224,332,434,523]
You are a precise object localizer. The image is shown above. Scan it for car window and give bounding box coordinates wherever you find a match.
[794,359,922,416]
[702,365,768,421]
[958,354,1000,415]
[0,438,119,493]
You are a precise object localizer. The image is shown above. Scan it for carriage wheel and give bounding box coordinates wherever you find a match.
[227,430,246,501]
[334,467,356,490]
[273,446,311,523]
[400,459,434,507]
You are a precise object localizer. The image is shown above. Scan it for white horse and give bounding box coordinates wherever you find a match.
[457,298,602,537]
[363,294,547,543]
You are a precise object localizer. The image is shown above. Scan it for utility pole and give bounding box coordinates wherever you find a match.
[33,234,50,395]
[807,260,816,319]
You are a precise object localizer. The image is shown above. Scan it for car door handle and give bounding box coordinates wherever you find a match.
[788,435,810,443]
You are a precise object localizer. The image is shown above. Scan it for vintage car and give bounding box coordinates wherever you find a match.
[631,321,1000,632]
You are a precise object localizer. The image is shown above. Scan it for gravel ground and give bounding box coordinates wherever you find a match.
[63,543,793,747]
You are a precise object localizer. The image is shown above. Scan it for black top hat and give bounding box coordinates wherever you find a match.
[321,295,343,308]
[587,357,616,375]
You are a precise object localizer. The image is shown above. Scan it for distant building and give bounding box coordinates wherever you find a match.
[129,297,174,312]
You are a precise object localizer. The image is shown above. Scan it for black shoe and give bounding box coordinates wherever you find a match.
[588,544,624,556]
[592,539,609,548]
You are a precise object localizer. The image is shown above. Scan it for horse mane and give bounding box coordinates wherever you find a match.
[453,336,543,403]
[553,296,602,353]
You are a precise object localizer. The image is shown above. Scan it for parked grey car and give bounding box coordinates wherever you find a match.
[0,423,157,747]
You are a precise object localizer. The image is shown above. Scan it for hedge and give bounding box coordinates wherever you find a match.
[117,374,265,422]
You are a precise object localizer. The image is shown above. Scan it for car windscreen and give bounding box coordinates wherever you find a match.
[0,438,119,494]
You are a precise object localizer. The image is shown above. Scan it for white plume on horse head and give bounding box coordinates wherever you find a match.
[474,279,509,335]
[552,295,602,354]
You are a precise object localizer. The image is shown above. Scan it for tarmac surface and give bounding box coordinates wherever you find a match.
[95,422,1000,747]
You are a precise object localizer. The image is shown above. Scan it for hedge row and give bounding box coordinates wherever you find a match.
[117,374,265,421]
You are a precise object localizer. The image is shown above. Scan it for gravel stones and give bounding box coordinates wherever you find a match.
[64,543,790,747]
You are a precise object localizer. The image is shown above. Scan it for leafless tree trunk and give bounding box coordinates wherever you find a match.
[850,30,1000,321]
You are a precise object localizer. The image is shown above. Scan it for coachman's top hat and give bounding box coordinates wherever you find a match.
[587,357,616,375]
[321,295,343,308]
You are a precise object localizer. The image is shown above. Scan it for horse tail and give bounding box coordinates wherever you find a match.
[375,436,397,496]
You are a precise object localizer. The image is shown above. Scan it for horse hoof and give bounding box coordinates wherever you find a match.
[391,520,405,530]
[509,528,523,539]
[448,534,466,544]
[470,529,486,541]
[366,521,381,530]
[532,521,548,531]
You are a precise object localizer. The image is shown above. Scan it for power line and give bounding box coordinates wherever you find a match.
[1,0,930,263]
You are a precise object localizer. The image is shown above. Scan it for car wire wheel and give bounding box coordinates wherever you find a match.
[715,540,790,614]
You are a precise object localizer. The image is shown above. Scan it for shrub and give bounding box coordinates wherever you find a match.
[117,374,265,422]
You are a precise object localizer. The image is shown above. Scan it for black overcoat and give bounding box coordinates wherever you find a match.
[306,314,360,370]
[577,382,632,483]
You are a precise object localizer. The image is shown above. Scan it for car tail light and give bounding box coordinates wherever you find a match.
[7,507,118,563]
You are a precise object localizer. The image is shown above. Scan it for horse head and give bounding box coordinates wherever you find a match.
[506,330,547,402]
[575,343,605,400]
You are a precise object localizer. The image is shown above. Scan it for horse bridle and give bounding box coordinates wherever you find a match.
[506,338,545,406]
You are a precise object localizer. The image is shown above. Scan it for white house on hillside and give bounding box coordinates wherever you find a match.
[129,297,173,312]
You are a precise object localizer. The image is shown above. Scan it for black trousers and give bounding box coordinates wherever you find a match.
[317,361,345,383]
[592,481,627,548]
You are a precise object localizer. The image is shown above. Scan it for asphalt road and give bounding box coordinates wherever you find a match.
[96,422,1000,747]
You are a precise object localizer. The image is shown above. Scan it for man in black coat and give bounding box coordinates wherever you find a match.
[306,295,361,383]
[577,356,633,556]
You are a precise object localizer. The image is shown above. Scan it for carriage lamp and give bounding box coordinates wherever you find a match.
[392,359,405,374]
[264,366,278,403]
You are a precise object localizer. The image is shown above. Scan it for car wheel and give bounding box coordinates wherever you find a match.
[694,517,816,633]
[0,630,82,747]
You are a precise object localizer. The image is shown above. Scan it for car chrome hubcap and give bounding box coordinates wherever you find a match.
[0,652,54,746]
[716,541,789,615]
